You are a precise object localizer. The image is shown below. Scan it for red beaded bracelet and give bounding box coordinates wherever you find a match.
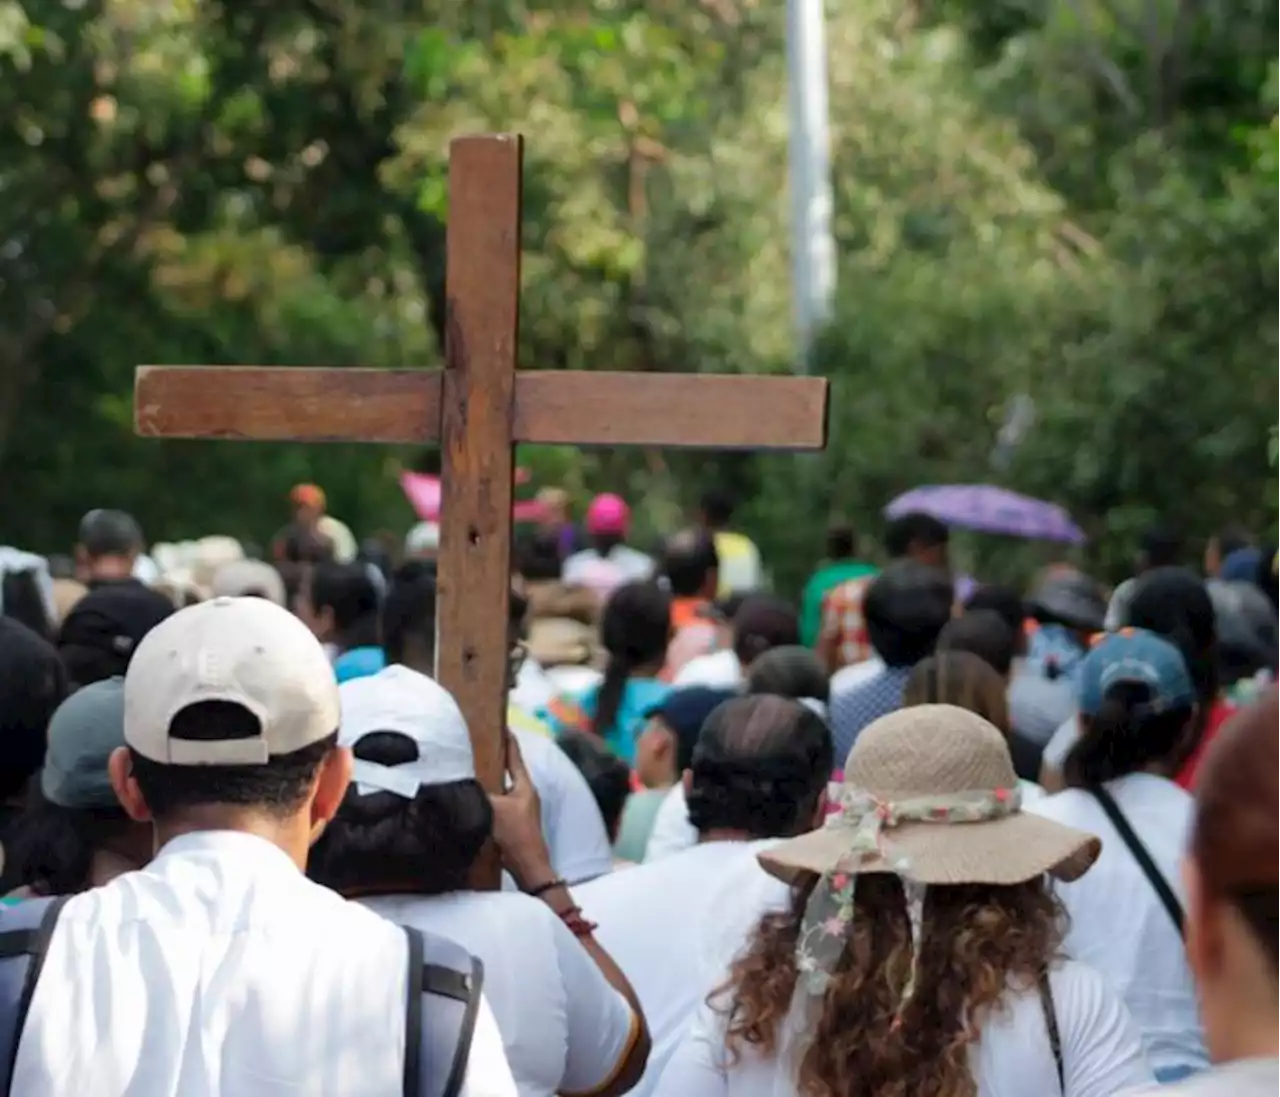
[559,905,598,938]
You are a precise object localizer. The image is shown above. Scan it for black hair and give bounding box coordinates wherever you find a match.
[686,695,832,839]
[78,509,143,559]
[308,731,493,897]
[595,582,672,736]
[1213,526,1253,561]
[884,513,949,559]
[0,619,68,800]
[381,561,437,667]
[661,530,719,598]
[5,790,136,896]
[937,610,1018,678]
[308,563,380,650]
[517,532,564,582]
[1140,525,1182,569]
[863,561,954,668]
[746,646,830,703]
[557,732,631,842]
[1125,567,1218,715]
[826,524,855,560]
[1257,546,1278,609]
[699,489,736,529]
[46,555,76,581]
[732,595,801,666]
[2,569,53,641]
[129,702,337,821]
[963,584,1025,636]
[715,592,750,621]
[1063,682,1195,787]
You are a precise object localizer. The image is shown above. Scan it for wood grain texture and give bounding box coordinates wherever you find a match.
[135,367,827,449]
[434,134,523,798]
[515,371,829,449]
[134,367,442,442]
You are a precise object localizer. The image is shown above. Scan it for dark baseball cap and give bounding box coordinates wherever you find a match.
[646,687,737,772]
[41,677,126,810]
[56,582,175,687]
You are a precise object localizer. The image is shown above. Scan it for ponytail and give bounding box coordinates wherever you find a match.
[1064,680,1194,787]
[592,654,633,737]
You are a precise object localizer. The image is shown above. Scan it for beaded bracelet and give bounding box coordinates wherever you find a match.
[526,877,567,898]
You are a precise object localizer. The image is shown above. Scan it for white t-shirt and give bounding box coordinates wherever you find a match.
[1042,715,1080,771]
[12,830,516,1097]
[575,840,791,1095]
[512,726,614,886]
[656,960,1154,1097]
[362,891,638,1097]
[1130,1058,1279,1097]
[562,545,655,598]
[674,650,744,689]
[1029,774,1208,1074]
[828,656,884,695]
[643,783,698,862]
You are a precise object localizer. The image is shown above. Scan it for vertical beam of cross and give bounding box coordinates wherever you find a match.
[435,136,523,794]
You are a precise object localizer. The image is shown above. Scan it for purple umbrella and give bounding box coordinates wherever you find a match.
[885,484,1086,544]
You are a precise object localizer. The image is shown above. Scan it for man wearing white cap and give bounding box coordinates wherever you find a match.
[0,597,516,1097]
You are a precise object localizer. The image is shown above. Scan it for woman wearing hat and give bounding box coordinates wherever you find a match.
[658,705,1155,1096]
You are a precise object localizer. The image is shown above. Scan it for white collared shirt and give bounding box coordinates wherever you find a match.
[12,830,516,1097]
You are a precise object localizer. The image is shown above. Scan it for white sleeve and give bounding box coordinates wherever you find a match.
[1042,716,1080,771]
[644,785,699,863]
[1054,962,1156,1097]
[653,1004,730,1097]
[551,909,642,1094]
[516,728,615,885]
[458,992,519,1097]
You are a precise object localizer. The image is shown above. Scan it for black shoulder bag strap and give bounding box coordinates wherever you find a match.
[402,926,485,1097]
[1089,785,1185,934]
[0,896,69,1096]
[1038,969,1064,1093]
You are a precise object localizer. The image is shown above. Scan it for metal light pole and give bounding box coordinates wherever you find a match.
[785,0,836,370]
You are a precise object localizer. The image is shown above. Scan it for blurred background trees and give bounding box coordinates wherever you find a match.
[0,0,1274,588]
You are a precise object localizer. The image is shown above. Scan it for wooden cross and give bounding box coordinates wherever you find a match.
[134,134,829,795]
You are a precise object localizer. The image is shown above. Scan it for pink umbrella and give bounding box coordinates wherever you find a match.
[400,472,546,523]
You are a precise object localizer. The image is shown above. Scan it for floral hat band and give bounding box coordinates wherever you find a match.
[795,785,1022,996]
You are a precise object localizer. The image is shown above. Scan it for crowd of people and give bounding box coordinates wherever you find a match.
[0,483,1275,1097]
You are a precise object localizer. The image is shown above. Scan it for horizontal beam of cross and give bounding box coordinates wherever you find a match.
[134,366,829,450]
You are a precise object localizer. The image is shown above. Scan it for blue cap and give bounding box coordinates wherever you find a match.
[1078,629,1195,717]
[41,677,126,809]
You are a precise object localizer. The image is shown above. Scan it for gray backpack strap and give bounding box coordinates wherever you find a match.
[0,897,68,1096]
[402,926,485,1097]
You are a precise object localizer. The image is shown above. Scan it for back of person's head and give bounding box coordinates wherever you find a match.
[595,582,671,735]
[936,610,1018,678]
[825,524,855,561]
[2,567,53,640]
[518,531,564,583]
[9,677,138,895]
[1139,524,1182,570]
[211,559,287,606]
[381,560,437,670]
[303,561,380,647]
[56,582,175,689]
[1256,545,1278,609]
[746,646,829,704]
[0,618,68,801]
[557,732,630,843]
[1025,570,1106,634]
[112,599,345,840]
[686,695,832,840]
[863,561,954,668]
[1064,628,1198,787]
[1205,579,1278,686]
[1124,566,1218,712]
[883,512,949,562]
[660,528,719,598]
[641,688,737,777]
[903,651,1010,733]
[699,488,736,529]
[308,666,492,897]
[731,594,800,667]
[1189,689,1277,982]
[962,584,1025,637]
[77,509,144,562]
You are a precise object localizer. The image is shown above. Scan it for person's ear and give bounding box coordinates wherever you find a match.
[681,767,693,797]
[810,785,830,831]
[1181,856,1217,985]
[108,747,152,824]
[317,605,337,640]
[309,745,352,844]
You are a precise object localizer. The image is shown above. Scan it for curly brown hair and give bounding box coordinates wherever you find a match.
[712,873,1066,1097]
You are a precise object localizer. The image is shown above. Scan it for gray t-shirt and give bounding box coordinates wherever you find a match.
[1131,1058,1278,1097]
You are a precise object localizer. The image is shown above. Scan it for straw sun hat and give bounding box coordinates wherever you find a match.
[759,704,1100,888]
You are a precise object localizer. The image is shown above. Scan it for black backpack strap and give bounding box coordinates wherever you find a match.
[1038,968,1064,1093]
[0,896,68,1096]
[403,927,486,1097]
[1089,785,1185,934]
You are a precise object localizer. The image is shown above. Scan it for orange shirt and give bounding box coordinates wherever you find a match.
[670,597,711,631]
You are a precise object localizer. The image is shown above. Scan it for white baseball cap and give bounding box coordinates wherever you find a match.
[124,597,340,766]
[338,665,474,798]
[404,521,441,558]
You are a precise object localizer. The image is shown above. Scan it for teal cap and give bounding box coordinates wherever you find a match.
[41,677,125,810]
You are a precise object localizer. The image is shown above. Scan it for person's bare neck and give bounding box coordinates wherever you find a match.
[89,557,134,581]
[697,828,752,844]
[153,808,310,870]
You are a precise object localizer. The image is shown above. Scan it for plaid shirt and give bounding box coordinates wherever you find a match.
[818,575,876,669]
